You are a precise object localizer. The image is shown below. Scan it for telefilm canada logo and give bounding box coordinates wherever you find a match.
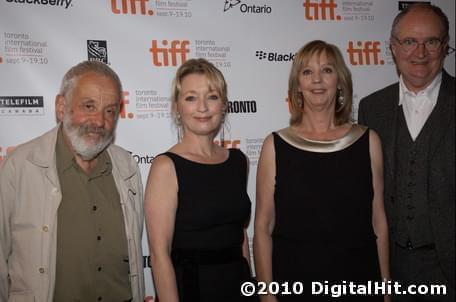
[255,50,295,62]
[87,40,109,64]
[223,0,272,14]
[0,96,45,116]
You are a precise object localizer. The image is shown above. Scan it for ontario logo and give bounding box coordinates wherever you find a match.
[87,40,109,64]
[130,152,155,165]
[149,40,190,67]
[224,0,272,14]
[255,50,295,62]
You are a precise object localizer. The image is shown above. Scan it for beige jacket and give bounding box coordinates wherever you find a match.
[0,126,145,302]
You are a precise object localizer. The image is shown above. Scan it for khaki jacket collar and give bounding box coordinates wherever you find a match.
[25,125,136,182]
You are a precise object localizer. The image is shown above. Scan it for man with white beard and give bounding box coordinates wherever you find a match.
[0,61,145,302]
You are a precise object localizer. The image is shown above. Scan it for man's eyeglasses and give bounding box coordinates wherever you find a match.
[392,36,444,52]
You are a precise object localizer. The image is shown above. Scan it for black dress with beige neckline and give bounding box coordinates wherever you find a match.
[272,124,382,301]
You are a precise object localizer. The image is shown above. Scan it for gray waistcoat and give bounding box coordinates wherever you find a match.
[394,109,434,248]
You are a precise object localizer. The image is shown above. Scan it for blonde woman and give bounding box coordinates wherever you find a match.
[145,59,255,302]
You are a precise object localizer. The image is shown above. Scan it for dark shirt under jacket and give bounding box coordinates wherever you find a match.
[54,127,132,302]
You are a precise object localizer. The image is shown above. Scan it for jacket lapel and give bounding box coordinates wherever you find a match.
[383,85,400,180]
[107,146,138,204]
[427,71,455,160]
[27,126,62,212]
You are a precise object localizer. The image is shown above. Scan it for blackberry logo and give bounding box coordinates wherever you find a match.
[5,0,73,9]
[255,50,267,60]
[255,50,295,62]
[224,0,241,12]
[87,40,109,64]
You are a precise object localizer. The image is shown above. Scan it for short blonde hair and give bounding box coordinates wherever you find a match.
[288,40,353,126]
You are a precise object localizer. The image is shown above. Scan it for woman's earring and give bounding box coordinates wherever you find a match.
[337,89,345,108]
[220,113,225,148]
[175,114,182,141]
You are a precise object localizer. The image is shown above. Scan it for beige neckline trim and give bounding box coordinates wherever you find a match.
[276,124,367,153]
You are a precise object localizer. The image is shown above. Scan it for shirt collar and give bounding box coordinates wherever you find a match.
[56,126,76,173]
[399,72,442,106]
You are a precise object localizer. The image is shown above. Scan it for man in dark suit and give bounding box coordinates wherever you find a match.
[358,3,454,302]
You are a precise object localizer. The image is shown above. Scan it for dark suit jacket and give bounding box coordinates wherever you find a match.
[358,70,455,287]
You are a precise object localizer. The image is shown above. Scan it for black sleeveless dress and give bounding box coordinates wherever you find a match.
[272,125,382,302]
[163,149,254,302]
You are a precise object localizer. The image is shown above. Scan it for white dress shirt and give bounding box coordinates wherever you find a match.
[399,72,442,141]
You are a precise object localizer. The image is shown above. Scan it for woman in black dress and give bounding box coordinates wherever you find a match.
[253,40,390,302]
[145,58,254,302]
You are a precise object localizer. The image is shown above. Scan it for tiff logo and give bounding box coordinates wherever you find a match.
[111,0,154,15]
[303,0,341,21]
[120,91,134,119]
[149,40,190,67]
[87,40,108,64]
[347,41,384,66]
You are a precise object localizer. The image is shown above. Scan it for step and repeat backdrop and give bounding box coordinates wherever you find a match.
[1,0,455,299]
